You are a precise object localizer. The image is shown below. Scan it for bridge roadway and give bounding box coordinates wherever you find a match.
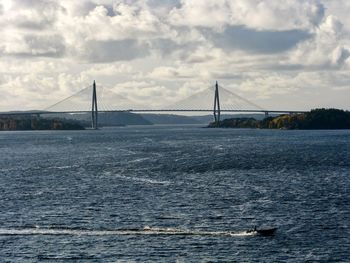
[0,109,308,116]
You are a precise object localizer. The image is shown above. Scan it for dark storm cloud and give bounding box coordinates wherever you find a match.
[209,26,312,54]
[85,39,150,63]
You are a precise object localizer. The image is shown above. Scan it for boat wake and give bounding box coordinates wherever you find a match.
[113,174,172,186]
[0,226,255,237]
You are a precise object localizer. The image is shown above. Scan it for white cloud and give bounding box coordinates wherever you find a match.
[58,3,165,42]
[235,71,350,110]
[82,64,133,76]
[150,66,197,79]
[169,0,325,31]
[0,59,69,74]
[0,0,65,57]
[0,0,350,111]
[0,0,61,30]
[288,15,350,67]
[54,2,175,62]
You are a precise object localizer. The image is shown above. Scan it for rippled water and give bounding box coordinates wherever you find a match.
[0,126,349,262]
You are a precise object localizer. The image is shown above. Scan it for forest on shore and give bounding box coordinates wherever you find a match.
[208,109,350,130]
[0,116,84,131]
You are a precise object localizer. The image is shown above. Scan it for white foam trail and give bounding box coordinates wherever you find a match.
[114,174,171,186]
[129,157,151,163]
[46,165,80,170]
[0,227,255,237]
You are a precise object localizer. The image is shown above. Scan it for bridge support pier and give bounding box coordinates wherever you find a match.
[91,80,98,129]
[213,81,221,126]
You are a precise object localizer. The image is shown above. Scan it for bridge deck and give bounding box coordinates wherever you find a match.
[0,109,308,116]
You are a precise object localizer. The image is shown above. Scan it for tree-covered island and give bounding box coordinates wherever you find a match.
[208,109,350,130]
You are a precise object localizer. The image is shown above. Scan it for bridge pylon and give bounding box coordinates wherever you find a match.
[91,80,98,129]
[213,81,221,125]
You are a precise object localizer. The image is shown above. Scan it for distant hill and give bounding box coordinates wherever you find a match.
[208,109,350,130]
[192,113,271,124]
[141,114,201,124]
[48,112,152,127]
[52,112,202,126]
[98,112,152,126]
[1,111,278,127]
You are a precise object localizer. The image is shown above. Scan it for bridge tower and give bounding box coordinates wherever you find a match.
[213,81,221,125]
[91,80,98,129]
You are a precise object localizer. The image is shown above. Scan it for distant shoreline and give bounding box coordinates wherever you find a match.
[0,116,84,131]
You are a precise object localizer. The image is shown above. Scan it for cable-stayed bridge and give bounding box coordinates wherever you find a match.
[1,81,307,129]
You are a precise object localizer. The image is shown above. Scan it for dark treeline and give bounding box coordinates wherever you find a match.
[0,116,84,131]
[209,109,350,129]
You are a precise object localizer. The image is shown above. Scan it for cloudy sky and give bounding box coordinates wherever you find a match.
[1,0,350,111]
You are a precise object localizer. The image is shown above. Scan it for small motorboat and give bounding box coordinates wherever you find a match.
[247,226,277,236]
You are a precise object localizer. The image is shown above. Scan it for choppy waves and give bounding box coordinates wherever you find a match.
[0,127,349,262]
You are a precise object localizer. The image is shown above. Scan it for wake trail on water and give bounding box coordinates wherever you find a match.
[0,226,255,237]
[112,173,172,186]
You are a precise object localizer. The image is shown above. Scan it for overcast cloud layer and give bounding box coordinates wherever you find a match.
[1,0,350,111]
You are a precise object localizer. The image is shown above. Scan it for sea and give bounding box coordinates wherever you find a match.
[0,126,349,262]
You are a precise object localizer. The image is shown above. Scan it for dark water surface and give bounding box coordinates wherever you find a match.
[0,126,349,262]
